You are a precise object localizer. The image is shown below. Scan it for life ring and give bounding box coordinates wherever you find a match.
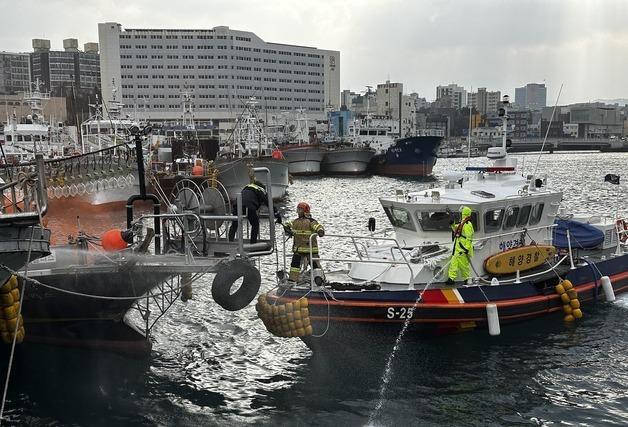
[211,259,261,311]
[616,219,628,243]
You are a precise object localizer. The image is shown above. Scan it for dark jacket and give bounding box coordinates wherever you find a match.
[241,182,268,210]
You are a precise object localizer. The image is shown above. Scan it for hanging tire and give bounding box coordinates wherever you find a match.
[211,259,261,311]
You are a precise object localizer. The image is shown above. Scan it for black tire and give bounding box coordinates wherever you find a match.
[211,259,261,311]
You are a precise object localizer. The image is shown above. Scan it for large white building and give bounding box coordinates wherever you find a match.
[98,22,340,122]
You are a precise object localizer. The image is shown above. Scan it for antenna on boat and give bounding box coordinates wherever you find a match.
[532,83,563,177]
[467,85,473,167]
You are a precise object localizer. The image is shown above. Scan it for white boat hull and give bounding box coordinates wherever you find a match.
[321,147,375,175]
[280,146,325,175]
[215,157,289,201]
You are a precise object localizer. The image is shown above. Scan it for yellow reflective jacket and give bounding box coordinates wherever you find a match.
[284,216,324,253]
[451,216,474,257]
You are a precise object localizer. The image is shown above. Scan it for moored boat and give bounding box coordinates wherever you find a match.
[320,143,375,175]
[254,95,628,352]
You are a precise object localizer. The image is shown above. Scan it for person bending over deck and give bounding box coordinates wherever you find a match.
[446,206,475,285]
[283,202,325,284]
[228,181,279,244]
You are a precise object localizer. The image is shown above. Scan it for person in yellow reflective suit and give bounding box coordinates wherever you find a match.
[446,206,474,285]
[283,202,325,283]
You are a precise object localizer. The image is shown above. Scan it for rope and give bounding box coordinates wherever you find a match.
[0,264,213,301]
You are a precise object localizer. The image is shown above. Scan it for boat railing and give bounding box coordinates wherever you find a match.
[473,223,557,247]
[0,154,48,223]
[306,233,416,290]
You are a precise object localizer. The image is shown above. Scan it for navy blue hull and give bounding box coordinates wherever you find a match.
[369,136,442,177]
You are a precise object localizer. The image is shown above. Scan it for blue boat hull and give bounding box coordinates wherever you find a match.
[369,136,442,177]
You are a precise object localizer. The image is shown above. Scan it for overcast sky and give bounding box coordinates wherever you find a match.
[3,0,627,105]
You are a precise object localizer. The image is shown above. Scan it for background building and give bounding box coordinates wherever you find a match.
[98,22,340,123]
[468,87,501,114]
[436,84,467,109]
[0,53,30,95]
[30,38,100,97]
[515,83,546,110]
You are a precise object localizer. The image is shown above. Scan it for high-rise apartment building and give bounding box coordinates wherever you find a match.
[468,87,501,114]
[436,84,467,109]
[0,52,30,95]
[515,83,546,110]
[30,38,100,97]
[98,22,340,121]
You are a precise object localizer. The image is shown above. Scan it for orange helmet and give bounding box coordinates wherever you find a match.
[297,202,310,214]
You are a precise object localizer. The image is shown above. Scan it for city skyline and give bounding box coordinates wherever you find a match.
[2,0,627,105]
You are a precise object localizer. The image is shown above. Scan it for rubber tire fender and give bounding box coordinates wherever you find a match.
[211,259,261,311]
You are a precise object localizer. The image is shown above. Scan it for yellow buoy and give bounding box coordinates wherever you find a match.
[278,305,286,315]
[285,303,293,313]
[572,309,583,319]
[560,293,571,304]
[287,312,294,322]
[296,327,305,336]
[7,315,22,331]
[555,284,565,294]
[3,303,20,320]
[0,293,13,306]
[567,289,578,299]
[305,325,313,335]
[293,310,302,320]
[301,308,309,318]
[570,299,580,309]
[563,305,573,315]
[303,317,311,327]
[294,319,304,329]
[9,288,19,301]
[562,280,573,290]
[564,314,575,322]
[300,298,308,308]
[272,306,279,316]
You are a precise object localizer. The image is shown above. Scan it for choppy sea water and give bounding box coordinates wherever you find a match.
[2,152,627,426]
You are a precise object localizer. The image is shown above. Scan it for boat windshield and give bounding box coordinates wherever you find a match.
[417,210,479,232]
[383,206,416,231]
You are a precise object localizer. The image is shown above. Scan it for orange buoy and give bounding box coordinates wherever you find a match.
[192,165,204,176]
[272,149,284,160]
[101,229,128,251]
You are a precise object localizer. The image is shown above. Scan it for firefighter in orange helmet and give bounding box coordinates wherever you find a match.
[283,202,325,283]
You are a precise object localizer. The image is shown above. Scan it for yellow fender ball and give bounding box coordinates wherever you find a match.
[567,289,578,299]
[572,308,583,319]
[294,319,304,329]
[570,299,580,309]
[303,317,311,327]
[563,305,573,315]
[258,294,267,304]
[305,325,313,336]
[564,314,575,322]
[296,327,305,337]
[300,298,308,308]
[562,280,573,290]
[0,293,14,307]
[7,315,22,331]
[278,305,286,315]
[301,308,309,318]
[285,303,293,313]
[0,282,11,294]
[272,306,279,316]
[10,289,19,301]
[1,332,10,344]
[555,284,565,295]
[287,312,294,322]
[293,310,302,320]
[560,293,571,304]
[15,327,24,344]
[3,303,20,320]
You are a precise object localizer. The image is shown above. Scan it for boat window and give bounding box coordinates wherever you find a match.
[359,130,368,135]
[23,135,32,142]
[484,208,505,232]
[5,135,11,142]
[369,130,377,136]
[529,203,544,225]
[503,206,520,230]
[384,206,416,231]
[378,130,386,136]
[517,205,532,227]
[417,210,479,232]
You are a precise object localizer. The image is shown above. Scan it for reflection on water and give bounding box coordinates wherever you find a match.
[2,153,627,425]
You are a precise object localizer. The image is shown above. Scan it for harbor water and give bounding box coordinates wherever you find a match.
[2,152,627,426]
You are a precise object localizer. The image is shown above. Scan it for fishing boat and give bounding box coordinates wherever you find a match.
[347,114,441,177]
[1,80,77,163]
[274,108,325,176]
[255,95,628,352]
[215,97,289,199]
[1,128,278,355]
